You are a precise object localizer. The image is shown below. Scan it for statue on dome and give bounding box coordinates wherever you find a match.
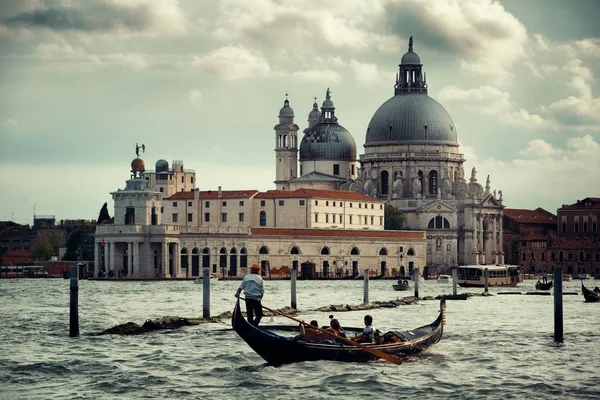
[135,143,145,157]
[498,190,503,201]
[470,167,477,182]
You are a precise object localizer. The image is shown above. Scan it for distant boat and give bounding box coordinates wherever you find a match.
[437,274,451,283]
[392,279,410,291]
[535,279,553,290]
[457,265,522,288]
[194,275,219,284]
[581,282,600,303]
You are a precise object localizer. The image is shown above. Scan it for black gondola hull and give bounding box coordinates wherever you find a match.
[582,282,600,303]
[232,298,445,364]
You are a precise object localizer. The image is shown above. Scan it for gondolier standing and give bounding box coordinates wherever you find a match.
[235,265,264,326]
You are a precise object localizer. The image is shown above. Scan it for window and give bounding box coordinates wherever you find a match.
[371,204,374,209]
[326,201,329,206]
[370,216,374,225]
[172,213,178,223]
[187,213,193,222]
[315,200,319,205]
[584,221,588,232]
[333,202,336,206]
[160,187,164,193]
[427,217,451,229]
[221,213,227,222]
[530,252,535,260]
[173,201,178,207]
[260,211,267,226]
[239,213,244,222]
[559,251,564,262]
[191,177,194,184]
[593,221,597,232]
[125,207,135,225]
[380,205,383,209]
[325,214,329,223]
[541,253,545,261]
[351,165,355,176]
[380,170,389,195]
[349,203,353,208]
[333,164,340,175]
[585,252,591,260]
[239,201,244,206]
[364,216,368,224]
[222,201,227,207]
[522,253,526,261]
[188,201,192,207]
[596,253,600,261]
[181,176,184,183]
[261,200,266,207]
[562,222,566,232]
[279,200,284,206]
[568,252,573,260]
[205,201,210,208]
[299,200,305,206]
[522,241,527,247]
[574,220,579,232]
[161,207,164,213]
[204,213,210,222]
[315,214,319,223]
[429,170,438,195]
[380,217,383,225]
[359,203,362,209]
[350,216,353,224]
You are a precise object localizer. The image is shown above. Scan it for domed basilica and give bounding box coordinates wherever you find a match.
[275,38,505,268]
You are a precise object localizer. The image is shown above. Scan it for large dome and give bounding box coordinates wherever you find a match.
[300,123,356,161]
[365,94,458,145]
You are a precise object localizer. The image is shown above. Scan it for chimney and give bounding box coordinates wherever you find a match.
[218,186,222,198]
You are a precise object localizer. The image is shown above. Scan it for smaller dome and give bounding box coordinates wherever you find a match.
[308,100,320,120]
[155,159,169,173]
[131,157,145,172]
[401,51,421,65]
[322,98,334,109]
[279,99,295,117]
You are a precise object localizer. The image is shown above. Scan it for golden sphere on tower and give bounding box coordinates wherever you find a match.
[131,157,145,172]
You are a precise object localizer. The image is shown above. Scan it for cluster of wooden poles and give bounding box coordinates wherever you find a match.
[68,265,566,343]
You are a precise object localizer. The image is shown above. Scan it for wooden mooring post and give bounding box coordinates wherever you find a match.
[363,269,369,304]
[553,266,563,343]
[69,264,79,337]
[452,267,458,296]
[413,267,420,298]
[484,268,489,294]
[291,265,297,310]
[202,270,210,318]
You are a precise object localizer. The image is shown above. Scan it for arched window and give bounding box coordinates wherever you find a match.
[260,211,266,227]
[259,246,269,254]
[192,248,200,276]
[379,247,388,256]
[593,221,597,232]
[321,247,330,255]
[291,246,300,255]
[585,252,591,260]
[584,221,588,232]
[574,220,579,232]
[418,170,423,194]
[229,248,237,276]
[380,170,389,196]
[240,248,248,269]
[429,170,438,195]
[551,252,556,261]
[595,252,600,261]
[559,251,564,262]
[407,248,415,256]
[562,222,566,232]
[427,217,451,229]
[579,251,584,261]
[351,247,359,255]
[219,247,227,274]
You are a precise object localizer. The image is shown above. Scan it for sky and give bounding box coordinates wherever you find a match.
[0,0,599,225]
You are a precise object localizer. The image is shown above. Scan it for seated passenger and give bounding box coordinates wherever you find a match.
[354,315,375,343]
[293,320,322,341]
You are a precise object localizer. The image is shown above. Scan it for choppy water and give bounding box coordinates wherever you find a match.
[1,278,599,400]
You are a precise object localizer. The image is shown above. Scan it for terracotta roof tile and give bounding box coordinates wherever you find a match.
[251,227,424,239]
[503,208,556,224]
[167,190,259,200]
[255,188,381,202]
[558,197,600,210]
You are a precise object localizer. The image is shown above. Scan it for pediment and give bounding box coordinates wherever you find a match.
[420,200,456,213]
[480,194,502,208]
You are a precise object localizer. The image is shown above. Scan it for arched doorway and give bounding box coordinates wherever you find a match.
[351,247,359,277]
[192,248,200,276]
[229,248,237,277]
[122,248,128,277]
[181,248,189,278]
[321,247,330,278]
[201,248,209,274]
[219,247,227,277]
[259,246,269,276]
[379,247,388,277]
[240,248,248,270]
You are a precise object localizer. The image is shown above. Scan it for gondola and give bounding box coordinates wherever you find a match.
[232,297,445,364]
[581,282,600,303]
[392,279,411,291]
[535,279,553,290]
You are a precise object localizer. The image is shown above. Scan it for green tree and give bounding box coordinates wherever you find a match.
[384,204,406,230]
[31,231,63,261]
[97,202,111,224]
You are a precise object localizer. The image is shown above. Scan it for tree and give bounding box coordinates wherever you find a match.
[384,204,406,230]
[97,202,111,224]
[31,231,64,261]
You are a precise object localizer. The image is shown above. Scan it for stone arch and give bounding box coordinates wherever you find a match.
[192,247,200,276]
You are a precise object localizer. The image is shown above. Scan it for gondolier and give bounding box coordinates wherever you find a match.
[235,265,265,326]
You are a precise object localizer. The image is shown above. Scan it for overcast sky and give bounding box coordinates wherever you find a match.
[0,0,598,224]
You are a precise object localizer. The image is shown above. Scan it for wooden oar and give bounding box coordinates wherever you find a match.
[259,303,403,365]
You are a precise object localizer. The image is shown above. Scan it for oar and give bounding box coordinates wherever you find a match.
[259,303,403,365]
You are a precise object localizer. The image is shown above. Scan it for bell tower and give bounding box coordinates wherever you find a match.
[274,94,299,190]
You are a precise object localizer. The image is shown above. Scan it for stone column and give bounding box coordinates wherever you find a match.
[174,242,180,278]
[133,242,140,278]
[109,242,116,273]
[127,242,133,277]
[162,241,169,278]
[499,216,504,264]
[94,243,100,276]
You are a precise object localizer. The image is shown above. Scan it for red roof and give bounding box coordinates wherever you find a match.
[255,188,381,202]
[252,227,424,239]
[558,197,600,210]
[503,208,556,224]
[167,190,259,200]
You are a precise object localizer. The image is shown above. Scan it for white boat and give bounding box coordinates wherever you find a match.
[194,275,219,284]
[574,273,592,280]
[456,265,522,288]
[437,274,451,283]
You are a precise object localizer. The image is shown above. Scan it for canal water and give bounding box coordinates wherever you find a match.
[1,278,599,399]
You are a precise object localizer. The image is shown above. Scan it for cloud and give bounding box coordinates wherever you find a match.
[438,85,547,128]
[349,60,388,84]
[470,135,600,212]
[2,118,23,131]
[192,45,271,80]
[289,69,341,84]
[32,42,152,69]
[541,96,600,129]
[188,89,201,103]
[2,0,186,37]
